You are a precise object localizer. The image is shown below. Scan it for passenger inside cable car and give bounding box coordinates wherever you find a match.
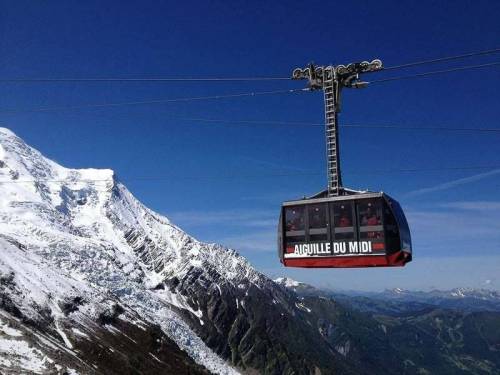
[285,207,304,231]
[308,204,328,242]
[359,201,383,239]
[278,193,412,268]
[309,206,326,229]
[333,202,354,240]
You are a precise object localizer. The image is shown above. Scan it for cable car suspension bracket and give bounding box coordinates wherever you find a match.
[291,60,383,197]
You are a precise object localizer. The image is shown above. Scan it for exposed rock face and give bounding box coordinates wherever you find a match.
[2,127,499,375]
[0,128,353,374]
[0,238,209,374]
[282,281,500,375]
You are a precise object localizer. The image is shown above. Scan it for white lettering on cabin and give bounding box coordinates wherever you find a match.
[348,241,372,254]
[333,242,346,254]
[294,243,331,256]
[349,242,358,253]
[290,241,373,257]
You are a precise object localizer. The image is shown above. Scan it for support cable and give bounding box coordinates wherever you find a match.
[1,47,499,83]
[370,61,500,84]
[0,76,291,83]
[0,88,307,114]
[383,47,500,71]
[127,116,500,133]
[1,165,500,184]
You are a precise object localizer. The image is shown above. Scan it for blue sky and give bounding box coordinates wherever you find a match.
[1,0,500,291]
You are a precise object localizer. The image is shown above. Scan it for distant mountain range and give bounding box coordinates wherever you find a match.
[360,287,500,303]
[276,276,500,315]
[360,287,500,313]
[1,127,499,374]
[275,277,500,374]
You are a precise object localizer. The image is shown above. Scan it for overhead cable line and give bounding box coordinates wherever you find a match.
[341,124,500,133]
[0,76,291,83]
[0,88,306,114]
[1,57,499,115]
[1,47,499,83]
[370,61,500,84]
[3,114,498,133]
[1,61,499,117]
[1,63,499,115]
[151,116,500,133]
[382,47,500,71]
[2,164,500,185]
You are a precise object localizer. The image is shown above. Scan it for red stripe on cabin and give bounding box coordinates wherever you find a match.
[283,251,411,268]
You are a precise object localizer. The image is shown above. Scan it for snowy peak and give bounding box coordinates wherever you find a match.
[0,128,121,253]
[0,128,261,287]
[0,127,265,373]
[0,127,63,181]
[386,287,407,295]
[0,126,17,138]
[0,127,115,184]
[3,127,499,374]
[0,127,114,223]
[447,287,500,299]
[274,277,304,288]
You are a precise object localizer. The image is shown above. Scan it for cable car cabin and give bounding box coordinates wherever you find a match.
[278,191,412,268]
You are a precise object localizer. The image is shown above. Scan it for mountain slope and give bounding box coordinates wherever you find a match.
[0,237,209,374]
[277,279,500,374]
[3,127,499,374]
[0,127,357,374]
[0,127,245,374]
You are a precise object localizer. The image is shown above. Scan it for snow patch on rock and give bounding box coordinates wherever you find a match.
[0,128,252,374]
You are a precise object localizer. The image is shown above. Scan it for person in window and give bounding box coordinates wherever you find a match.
[338,211,351,227]
[335,206,353,240]
[310,207,324,228]
[287,210,304,231]
[294,214,304,230]
[336,205,351,227]
[362,205,381,238]
[362,206,380,226]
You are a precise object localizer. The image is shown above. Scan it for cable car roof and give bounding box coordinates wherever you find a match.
[282,188,389,206]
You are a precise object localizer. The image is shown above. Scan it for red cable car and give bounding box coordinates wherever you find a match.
[278,61,412,268]
[278,189,412,268]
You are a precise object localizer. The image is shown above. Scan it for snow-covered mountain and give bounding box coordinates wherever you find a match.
[379,287,500,300]
[5,127,499,375]
[0,127,356,374]
[274,277,321,296]
[0,127,257,373]
[280,278,500,314]
[274,277,303,289]
[372,287,500,312]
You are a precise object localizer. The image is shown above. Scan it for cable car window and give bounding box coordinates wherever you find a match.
[390,199,412,252]
[308,203,328,241]
[285,206,305,231]
[384,200,400,253]
[332,202,354,240]
[358,200,384,240]
[308,204,327,229]
[285,206,305,245]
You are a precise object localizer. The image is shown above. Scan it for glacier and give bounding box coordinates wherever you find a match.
[0,127,358,375]
[0,127,263,374]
